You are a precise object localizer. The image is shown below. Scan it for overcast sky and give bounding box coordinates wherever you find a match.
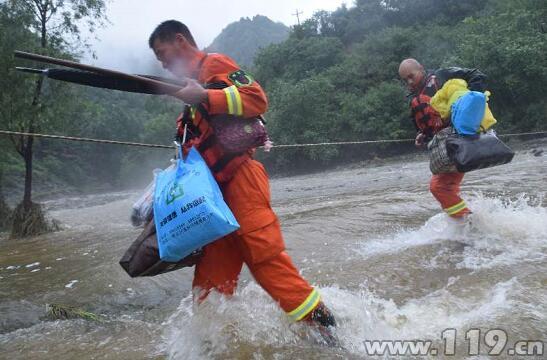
[85,0,348,72]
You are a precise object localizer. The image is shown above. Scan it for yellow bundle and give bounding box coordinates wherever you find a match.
[481,93,497,131]
[430,79,497,132]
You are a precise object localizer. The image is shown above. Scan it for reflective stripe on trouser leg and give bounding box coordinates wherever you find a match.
[223,85,243,116]
[444,200,468,216]
[287,288,321,321]
[430,173,469,217]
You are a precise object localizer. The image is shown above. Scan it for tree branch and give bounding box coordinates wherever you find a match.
[46,0,60,22]
[31,0,44,15]
[21,0,42,20]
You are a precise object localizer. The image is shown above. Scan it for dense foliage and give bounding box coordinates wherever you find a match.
[0,2,179,198]
[253,0,546,169]
[0,0,545,200]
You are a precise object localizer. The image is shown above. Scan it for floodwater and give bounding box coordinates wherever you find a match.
[1,143,546,359]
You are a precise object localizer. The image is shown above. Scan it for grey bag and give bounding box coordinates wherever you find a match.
[427,127,458,174]
[119,219,202,277]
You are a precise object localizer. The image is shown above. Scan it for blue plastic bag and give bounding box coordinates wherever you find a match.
[451,91,487,135]
[153,146,239,262]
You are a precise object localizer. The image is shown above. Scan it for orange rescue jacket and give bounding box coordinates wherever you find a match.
[177,52,268,184]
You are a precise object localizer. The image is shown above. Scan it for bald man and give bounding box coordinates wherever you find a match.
[399,59,487,218]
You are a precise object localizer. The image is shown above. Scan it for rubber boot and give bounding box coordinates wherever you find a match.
[304,302,339,347]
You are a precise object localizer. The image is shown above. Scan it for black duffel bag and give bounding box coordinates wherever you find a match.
[120,219,202,277]
[445,131,515,173]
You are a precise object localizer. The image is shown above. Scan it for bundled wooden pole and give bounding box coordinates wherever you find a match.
[14,50,186,94]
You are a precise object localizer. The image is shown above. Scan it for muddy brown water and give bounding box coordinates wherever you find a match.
[1,145,546,359]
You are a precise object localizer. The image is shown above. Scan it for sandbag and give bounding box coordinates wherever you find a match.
[119,219,202,277]
[428,127,458,175]
[446,131,515,173]
[153,146,239,262]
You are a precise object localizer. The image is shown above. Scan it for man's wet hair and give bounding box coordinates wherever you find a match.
[149,20,197,48]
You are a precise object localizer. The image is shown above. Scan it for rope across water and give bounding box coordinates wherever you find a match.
[1,129,546,150]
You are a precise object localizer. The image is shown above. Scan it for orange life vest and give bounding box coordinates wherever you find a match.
[410,74,444,137]
[177,53,268,184]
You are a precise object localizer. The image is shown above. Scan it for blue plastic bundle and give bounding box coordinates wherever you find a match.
[153,147,239,262]
[451,91,487,135]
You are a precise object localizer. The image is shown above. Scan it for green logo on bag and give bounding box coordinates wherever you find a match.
[165,181,184,205]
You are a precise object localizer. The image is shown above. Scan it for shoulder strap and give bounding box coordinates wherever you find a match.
[420,74,438,98]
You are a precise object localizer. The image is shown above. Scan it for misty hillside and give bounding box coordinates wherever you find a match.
[206,15,289,67]
[1,0,543,198]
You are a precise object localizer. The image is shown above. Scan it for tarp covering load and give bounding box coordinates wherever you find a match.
[153,147,240,262]
[119,219,202,277]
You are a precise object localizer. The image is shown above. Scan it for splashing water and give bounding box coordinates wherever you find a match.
[161,278,520,358]
[160,191,546,358]
[1,147,545,359]
[358,192,547,270]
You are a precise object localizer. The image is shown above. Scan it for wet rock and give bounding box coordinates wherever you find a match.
[0,300,43,333]
[530,148,544,157]
[9,202,60,239]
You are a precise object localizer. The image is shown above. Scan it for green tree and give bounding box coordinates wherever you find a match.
[0,4,36,195]
[264,76,343,168]
[1,0,107,237]
[254,36,344,87]
[1,0,544,197]
[454,0,547,131]
[253,0,546,171]
[338,82,410,140]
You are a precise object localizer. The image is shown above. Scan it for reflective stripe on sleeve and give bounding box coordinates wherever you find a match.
[223,85,243,116]
[287,288,321,321]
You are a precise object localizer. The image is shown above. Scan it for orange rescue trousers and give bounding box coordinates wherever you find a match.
[430,172,471,218]
[193,159,321,321]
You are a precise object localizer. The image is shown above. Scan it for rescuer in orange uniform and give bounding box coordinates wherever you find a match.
[399,58,487,218]
[148,20,336,335]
